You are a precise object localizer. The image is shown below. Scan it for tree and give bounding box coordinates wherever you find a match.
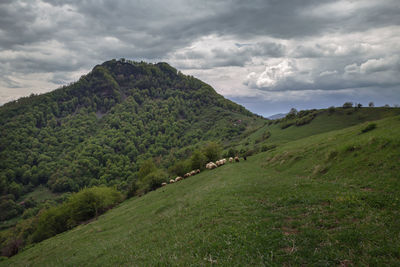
[203,142,221,162]
[190,150,207,170]
[368,102,374,107]
[168,161,190,176]
[138,159,156,179]
[286,108,298,119]
[342,102,353,108]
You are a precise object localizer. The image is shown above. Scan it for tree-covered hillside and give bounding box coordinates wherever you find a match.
[0,59,266,223]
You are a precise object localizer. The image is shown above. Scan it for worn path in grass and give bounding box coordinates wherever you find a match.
[3,115,400,266]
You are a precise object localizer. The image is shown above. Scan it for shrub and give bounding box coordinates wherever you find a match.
[203,142,221,162]
[168,161,191,177]
[1,238,23,257]
[280,120,294,129]
[226,148,238,158]
[30,205,70,243]
[261,144,277,152]
[361,123,377,133]
[343,102,353,108]
[67,187,122,226]
[285,108,298,119]
[295,114,316,126]
[30,186,121,243]
[126,182,138,199]
[190,150,207,170]
[136,170,168,195]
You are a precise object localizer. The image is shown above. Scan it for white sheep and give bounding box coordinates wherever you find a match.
[229,157,233,163]
[234,156,239,162]
[207,162,217,169]
[169,179,175,184]
[161,182,167,187]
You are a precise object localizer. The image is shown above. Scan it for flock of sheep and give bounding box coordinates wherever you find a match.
[161,156,241,187]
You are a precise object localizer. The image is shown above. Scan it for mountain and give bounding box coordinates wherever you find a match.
[267,113,286,120]
[0,59,266,224]
[2,58,400,262]
[3,114,400,266]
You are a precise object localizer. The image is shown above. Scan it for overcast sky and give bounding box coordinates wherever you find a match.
[1,0,400,116]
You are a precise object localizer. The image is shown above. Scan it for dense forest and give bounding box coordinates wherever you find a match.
[0,59,266,225]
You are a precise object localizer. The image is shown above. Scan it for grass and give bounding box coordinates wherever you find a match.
[2,114,400,266]
[21,185,60,203]
[242,107,400,149]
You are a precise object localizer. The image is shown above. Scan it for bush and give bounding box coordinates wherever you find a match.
[67,187,122,226]
[225,148,238,158]
[1,238,23,257]
[190,150,207,170]
[30,186,121,243]
[30,205,70,243]
[361,123,377,133]
[136,170,168,195]
[280,120,294,129]
[295,114,316,126]
[168,161,191,177]
[261,144,277,152]
[343,102,353,108]
[203,142,221,162]
[126,182,138,199]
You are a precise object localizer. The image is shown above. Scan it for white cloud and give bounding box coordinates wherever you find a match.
[319,70,338,77]
[244,59,296,89]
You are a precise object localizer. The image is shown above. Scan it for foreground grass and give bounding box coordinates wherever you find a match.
[3,115,400,266]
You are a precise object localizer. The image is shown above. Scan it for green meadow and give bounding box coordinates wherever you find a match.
[3,113,400,266]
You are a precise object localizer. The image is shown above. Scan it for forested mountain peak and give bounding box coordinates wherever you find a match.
[0,59,265,224]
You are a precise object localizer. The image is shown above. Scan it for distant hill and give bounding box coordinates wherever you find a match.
[267,113,286,120]
[0,59,265,224]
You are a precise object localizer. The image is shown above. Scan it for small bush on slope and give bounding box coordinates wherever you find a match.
[0,186,122,255]
[361,122,377,133]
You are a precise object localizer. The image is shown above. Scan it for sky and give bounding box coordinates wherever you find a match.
[1,0,400,117]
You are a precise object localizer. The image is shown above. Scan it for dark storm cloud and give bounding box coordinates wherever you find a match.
[1,0,398,73]
[170,41,286,69]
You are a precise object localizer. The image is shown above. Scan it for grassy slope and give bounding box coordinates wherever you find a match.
[242,107,400,148]
[3,114,400,266]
